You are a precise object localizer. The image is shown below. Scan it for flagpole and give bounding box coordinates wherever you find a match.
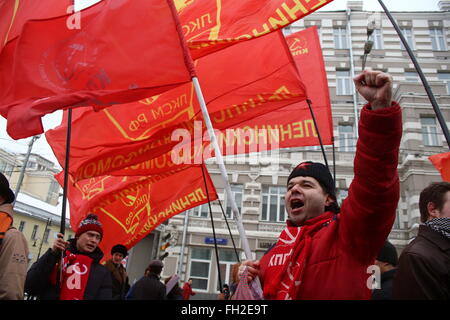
[306,99,330,170]
[59,107,72,285]
[192,76,263,297]
[378,0,450,149]
[166,0,262,296]
[332,136,336,186]
[217,199,240,262]
[60,108,72,235]
[200,165,223,293]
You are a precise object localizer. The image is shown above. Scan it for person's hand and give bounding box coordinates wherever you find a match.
[51,233,68,254]
[353,69,393,111]
[238,260,260,283]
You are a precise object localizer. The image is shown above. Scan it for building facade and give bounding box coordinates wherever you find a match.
[158,1,450,299]
[0,147,73,266]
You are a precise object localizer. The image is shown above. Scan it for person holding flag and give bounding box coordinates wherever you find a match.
[240,69,403,300]
[25,214,112,300]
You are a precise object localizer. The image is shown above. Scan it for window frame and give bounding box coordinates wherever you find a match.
[430,27,446,51]
[189,247,212,292]
[338,124,356,152]
[438,72,450,94]
[225,185,243,219]
[400,27,415,50]
[333,27,349,49]
[420,116,440,147]
[31,225,39,241]
[336,69,352,96]
[260,186,286,223]
[371,29,383,50]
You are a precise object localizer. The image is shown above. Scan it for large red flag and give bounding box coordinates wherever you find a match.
[0,0,194,139]
[46,31,307,181]
[284,25,333,146]
[56,165,217,262]
[0,0,72,51]
[177,0,334,59]
[429,152,450,182]
[107,26,333,176]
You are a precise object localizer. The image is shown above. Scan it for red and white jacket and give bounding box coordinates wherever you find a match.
[259,102,402,300]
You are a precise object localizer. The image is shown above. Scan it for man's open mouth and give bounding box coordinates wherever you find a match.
[291,199,304,210]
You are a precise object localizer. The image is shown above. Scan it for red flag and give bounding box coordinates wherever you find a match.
[429,152,450,182]
[0,0,194,139]
[46,31,307,181]
[56,165,217,262]
[111,27,334,176]
[177,0,335,59]
[0,0,72,51]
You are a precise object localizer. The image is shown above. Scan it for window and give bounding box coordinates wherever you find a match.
[370,29,383,50]
[4,164,13,178]
[338,124,356,152]
[43,228,51,243]
[189,247,212,291]
[400,27,414,50]
[438,72,450,94]
[394,209,401,229]
[421,117,440,146]
[216,249,239,291]
[46,181,60,203]
[225,185,243,219]
[18,221,26,232]
[336,70,352,95]
[27,162,37,169]
[190,203,209,218]
[404,71,419,82]
[261,186,286,223]
[430,28,446,51]
[333,27,348,49]
[31,225,39,240]
[337,189,348,206]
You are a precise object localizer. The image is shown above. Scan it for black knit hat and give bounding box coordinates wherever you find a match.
[111,244,128,257]
[0,172,15,204]
[288,161,336,199]
[377,241,398,266]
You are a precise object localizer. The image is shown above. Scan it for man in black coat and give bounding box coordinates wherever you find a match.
[393,182,450,299]
[372,240,398,300]
[130,259,166,300]
[25,214,112,300]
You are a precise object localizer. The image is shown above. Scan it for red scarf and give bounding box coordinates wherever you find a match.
[264,212,334,300]
[50,250,93,300]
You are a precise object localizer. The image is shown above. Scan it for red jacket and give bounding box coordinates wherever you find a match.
[259,103,402,300]
[182,282,195,300]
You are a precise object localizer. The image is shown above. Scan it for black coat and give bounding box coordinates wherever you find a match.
[25,239,112,300]
[130,273,166,300]
[371,268,396,300]
[393,225,450,299]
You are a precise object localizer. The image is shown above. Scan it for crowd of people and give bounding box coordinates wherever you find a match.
[0,70,449,300]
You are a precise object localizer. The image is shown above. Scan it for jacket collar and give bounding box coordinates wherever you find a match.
[381,268,397,282]
[67,238,104,263]
[419,225,450,252]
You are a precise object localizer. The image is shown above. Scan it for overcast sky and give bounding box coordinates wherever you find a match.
[0,0,446,166]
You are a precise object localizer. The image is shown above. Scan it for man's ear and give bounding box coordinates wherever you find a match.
[325,194,335,207]
[427,202,440,220]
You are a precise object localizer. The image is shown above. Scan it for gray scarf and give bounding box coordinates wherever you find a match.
[424,217,450,239]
